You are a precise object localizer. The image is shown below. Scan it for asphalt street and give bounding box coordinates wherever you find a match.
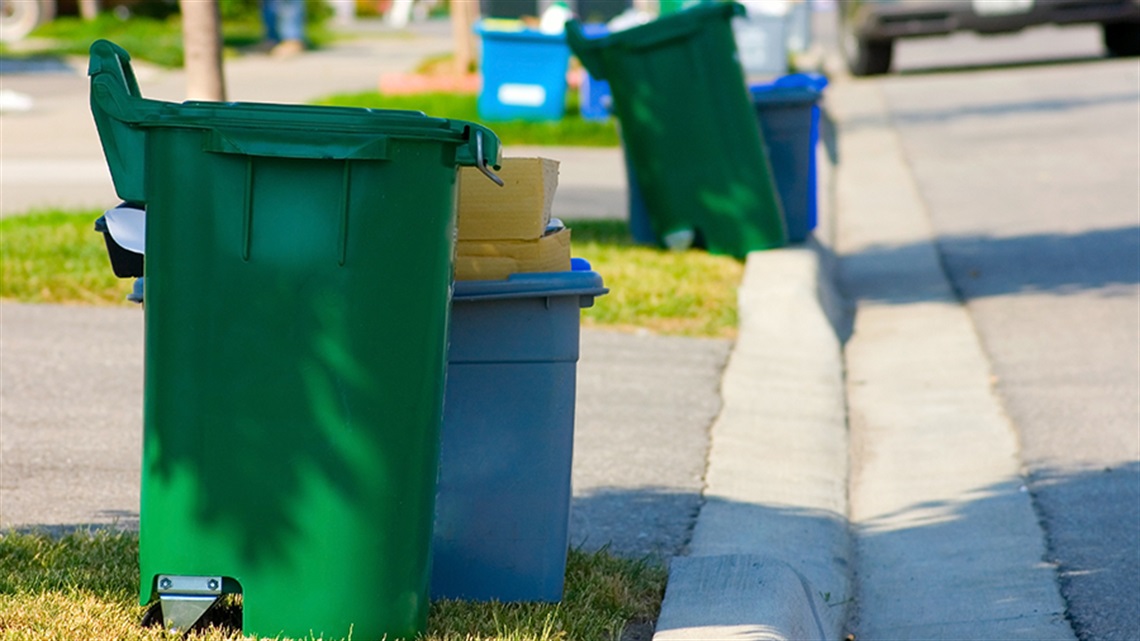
[874,37,1140,639]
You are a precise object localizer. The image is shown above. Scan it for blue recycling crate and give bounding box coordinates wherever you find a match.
[477,21,571,121]
[432,260,608,602]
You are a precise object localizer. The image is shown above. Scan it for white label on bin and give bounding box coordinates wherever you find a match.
[498,84,547,107]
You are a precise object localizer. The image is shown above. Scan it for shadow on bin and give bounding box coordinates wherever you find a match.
[88,39,502,641]
[566,2,787,259]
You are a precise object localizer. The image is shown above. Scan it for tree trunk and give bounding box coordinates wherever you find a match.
[450,0,479,75]
[180,0,226,101]
[78,0,100,20]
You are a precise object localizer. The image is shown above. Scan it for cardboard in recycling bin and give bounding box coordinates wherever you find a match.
[456,227,571,281]
[456,156,570,280]
[458,158,559,240]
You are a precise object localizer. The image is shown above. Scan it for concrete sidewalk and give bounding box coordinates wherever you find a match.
[650,60,1071,641]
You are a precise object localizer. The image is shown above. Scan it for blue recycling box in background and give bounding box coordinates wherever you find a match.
[750,73,827,243]
[477,21,571,121]
[432,260,608,602]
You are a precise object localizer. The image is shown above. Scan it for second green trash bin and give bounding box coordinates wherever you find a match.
[89,40,502,641]
[566,2,787,259]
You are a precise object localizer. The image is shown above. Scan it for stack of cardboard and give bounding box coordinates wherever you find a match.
[454,157,571,281]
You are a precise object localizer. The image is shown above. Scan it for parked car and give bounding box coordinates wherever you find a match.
[838,0,1140,76]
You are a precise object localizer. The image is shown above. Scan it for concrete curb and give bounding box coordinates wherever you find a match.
[652,241,853,641]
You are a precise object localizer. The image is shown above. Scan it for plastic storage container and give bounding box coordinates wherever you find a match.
[477,21,571,121]
[88,39,501,641]
[750,73,827,243]
[566,3,787,258]
[431,260,607,602]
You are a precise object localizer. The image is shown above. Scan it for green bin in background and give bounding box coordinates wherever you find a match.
[88,40,501,641]
[566,3,787,259]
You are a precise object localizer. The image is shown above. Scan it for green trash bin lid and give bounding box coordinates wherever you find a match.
[567,1,745,80]
[88,39,502,204]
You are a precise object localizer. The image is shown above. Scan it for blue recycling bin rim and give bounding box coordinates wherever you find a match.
[475,20,568,43]
[453,258,607,303]
[749,73,828,106]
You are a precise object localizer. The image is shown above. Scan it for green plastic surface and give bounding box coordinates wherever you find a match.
[567,3,787,258]
[88,39,502,640]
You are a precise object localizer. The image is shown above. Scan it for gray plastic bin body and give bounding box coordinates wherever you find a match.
[432,261,607,602]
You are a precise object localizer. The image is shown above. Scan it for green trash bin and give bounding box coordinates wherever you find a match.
[88,40,502,641]
[566,3,787,258]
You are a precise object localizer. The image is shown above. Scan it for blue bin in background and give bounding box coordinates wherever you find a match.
[625,73,827,245]
[431,260,608,602]
[578,24,613,121]
[477,21,571,121]
[749,73,827,243]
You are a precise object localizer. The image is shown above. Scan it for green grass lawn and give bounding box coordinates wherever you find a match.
[0,210,742,339]
[2,10,333,68]
[314,90,620,148]
[0,529,666,641]
[0,210,136,305]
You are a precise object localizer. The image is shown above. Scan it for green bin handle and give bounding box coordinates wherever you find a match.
[89,39,165,203]
[565,21,606,80]
[566,2,746,81]
[89,39,503,197]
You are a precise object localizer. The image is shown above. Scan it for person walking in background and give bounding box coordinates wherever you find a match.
[261,0,306,57]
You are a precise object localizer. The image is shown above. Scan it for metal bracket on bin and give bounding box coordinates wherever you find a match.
[155,575,222,632]
[475,130,504,187]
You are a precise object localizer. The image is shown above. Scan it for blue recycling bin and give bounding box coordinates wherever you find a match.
[578,24,612,121]
[750,73,828,243]
[432,259,608,602]
[477,21,571,121]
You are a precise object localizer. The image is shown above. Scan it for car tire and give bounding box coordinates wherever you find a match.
[839,11,893,76]
[1103,22,1140,57]
[0,0,55,43]
[843,34,893,76]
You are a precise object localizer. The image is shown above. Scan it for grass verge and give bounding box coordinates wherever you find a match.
[0,529,666,641]
[4,12,332,68]
[0,209,136,305]
[0,210,741,339]
[566,220,742,339]
[314,90,620,148]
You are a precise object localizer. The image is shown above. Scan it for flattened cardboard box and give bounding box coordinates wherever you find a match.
[458,157,559,241]
[455,228,571,281]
